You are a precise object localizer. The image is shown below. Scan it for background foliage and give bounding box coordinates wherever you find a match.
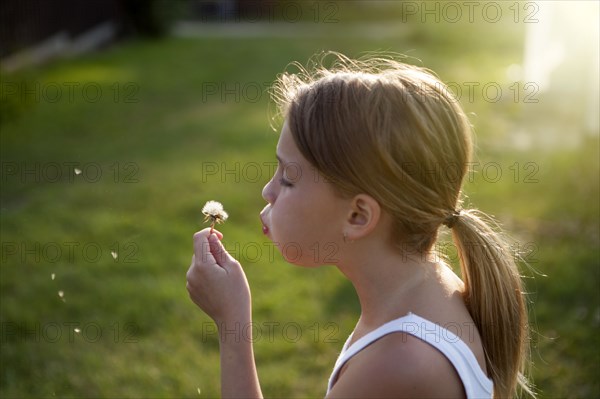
[1,2,598,398]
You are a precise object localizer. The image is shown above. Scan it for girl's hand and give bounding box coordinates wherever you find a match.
[186,228,251,325]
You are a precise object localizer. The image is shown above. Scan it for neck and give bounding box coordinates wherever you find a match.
[335,239,437,329]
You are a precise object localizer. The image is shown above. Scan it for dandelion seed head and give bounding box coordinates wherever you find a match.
[202,200,228,224]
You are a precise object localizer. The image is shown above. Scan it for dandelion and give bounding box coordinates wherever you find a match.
[202,200,228,234]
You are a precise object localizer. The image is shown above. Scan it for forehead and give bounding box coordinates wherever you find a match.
[276,121,297,160]
[276,121,314,182]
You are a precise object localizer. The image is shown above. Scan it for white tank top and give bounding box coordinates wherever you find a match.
[327,312,493,398]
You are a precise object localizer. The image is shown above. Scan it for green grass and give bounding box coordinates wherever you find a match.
[1,4,599,398]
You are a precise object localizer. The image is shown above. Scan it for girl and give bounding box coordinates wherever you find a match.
[186,53,533,398]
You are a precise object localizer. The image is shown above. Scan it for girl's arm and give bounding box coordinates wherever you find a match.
[187,229,263,398]
[219,322,262,398]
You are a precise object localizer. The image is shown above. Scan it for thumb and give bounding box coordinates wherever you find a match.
[208,233,238,269]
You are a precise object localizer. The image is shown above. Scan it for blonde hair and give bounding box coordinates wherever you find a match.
[272,52,533,397]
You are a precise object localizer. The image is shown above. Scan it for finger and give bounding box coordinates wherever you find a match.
[193,231,216,265]
[210,228,224,240]
[186,255,196,281]
[197,227,224,240]
[192,228,224,266]
[208,232,239,269]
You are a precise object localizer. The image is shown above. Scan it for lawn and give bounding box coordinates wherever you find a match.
[1,3,599,398]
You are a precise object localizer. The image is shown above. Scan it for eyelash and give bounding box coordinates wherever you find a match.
[279,177,293,187]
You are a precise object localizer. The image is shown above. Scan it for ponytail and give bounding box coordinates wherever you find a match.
[450,208,533,398]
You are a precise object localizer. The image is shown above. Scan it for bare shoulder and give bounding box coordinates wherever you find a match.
[326,332,465,398]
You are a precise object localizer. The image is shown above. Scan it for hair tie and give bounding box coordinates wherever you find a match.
[443,210,461,229]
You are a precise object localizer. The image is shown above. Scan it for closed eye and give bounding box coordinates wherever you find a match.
[279,177,293,187]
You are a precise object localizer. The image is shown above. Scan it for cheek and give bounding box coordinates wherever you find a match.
[269,199,308,241]
[269,197,339,266]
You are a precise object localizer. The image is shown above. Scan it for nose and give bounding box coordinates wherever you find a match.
[262,178,275,204]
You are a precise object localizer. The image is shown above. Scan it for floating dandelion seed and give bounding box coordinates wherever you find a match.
[202,200,228,234]
[197,387,202,395]
[74,168,82,175]
[111,251,118,260]
[74,328,81,334]
[51,273,55,280]
[58,290,64,298]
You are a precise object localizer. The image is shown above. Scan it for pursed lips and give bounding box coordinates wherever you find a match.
[260,205,270,235]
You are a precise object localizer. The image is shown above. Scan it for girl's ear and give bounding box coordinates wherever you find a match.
[344,194,381,240]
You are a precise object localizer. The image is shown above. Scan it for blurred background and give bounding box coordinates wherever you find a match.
[1,1,598,398]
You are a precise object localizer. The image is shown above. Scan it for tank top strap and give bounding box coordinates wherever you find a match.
[327,312,493,398]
